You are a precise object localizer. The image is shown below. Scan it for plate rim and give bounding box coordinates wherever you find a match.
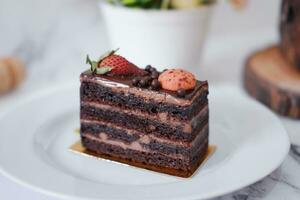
[0,83,291,200]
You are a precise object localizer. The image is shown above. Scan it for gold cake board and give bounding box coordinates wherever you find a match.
[70,141,216,178]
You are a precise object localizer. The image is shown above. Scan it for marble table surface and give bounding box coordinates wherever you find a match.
[0,0,300,199]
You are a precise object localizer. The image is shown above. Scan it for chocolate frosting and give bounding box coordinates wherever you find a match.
[80,70,208,102]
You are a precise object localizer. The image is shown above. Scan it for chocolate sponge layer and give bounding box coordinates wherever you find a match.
[81,136,208,177]
[80,81,208,120]
[80,104,208,142]
[81,122,208,156]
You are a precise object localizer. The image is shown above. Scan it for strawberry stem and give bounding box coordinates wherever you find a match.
[86,54,99,73]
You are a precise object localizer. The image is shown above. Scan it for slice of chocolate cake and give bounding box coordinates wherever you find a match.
[80,50,209,177]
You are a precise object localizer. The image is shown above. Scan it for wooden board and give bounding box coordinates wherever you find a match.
[280,0,300,70]
[244,46,300,119]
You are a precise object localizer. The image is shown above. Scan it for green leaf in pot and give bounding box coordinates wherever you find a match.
[108,0,164,9]
[106,0,215,9]
[171,0,215,9]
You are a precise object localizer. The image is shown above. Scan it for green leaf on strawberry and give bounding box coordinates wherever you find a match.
[86,55,98,72]
[95,66,112,75]
[86,48,141,76]
[98,48,120,63]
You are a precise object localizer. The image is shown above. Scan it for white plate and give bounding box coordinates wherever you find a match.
[0,84,290,200]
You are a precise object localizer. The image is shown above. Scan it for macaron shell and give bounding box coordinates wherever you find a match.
[158,69,196,91]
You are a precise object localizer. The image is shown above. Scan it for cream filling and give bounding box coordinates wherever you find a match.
[81,101,208,133]
[80,76,208,106]
[81,119,208,148]
[84,133,186,159]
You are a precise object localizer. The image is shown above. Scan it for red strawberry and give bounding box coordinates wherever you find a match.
[99,54,142,76]
[86,49,142,76]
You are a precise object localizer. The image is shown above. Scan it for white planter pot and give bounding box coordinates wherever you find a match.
[99,3,213,72]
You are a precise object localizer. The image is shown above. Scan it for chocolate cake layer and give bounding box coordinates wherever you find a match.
[81,135,208,176]
[81,120,209,146]
[80,74,208,120]
[80,121,208,157]
[82,101,195,127]
[81,101,208,133]
[80,103,208,142]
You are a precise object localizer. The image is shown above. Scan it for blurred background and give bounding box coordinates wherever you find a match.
[0,0,279,94]
[2,0,299,199]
